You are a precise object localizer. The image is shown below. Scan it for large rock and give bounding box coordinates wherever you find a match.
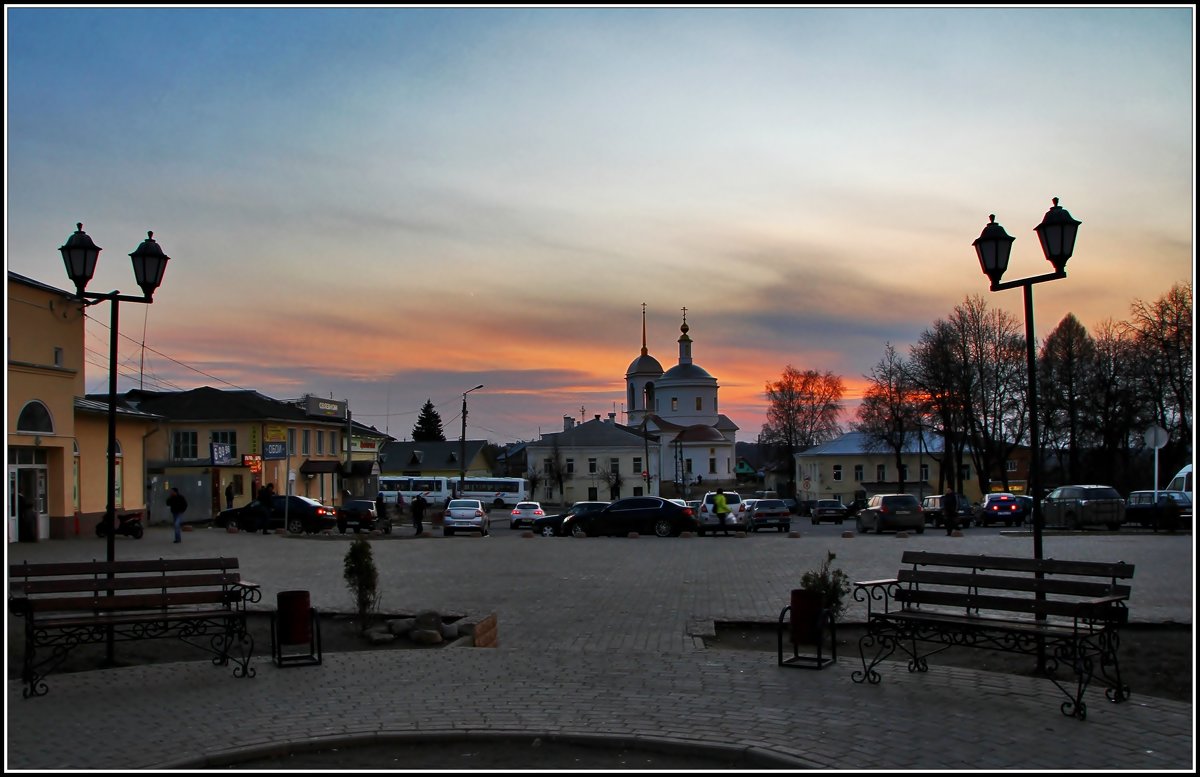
[386,617,415,636]
[409,628,444,645]
[414,609,442,631]
[363,626,397,644]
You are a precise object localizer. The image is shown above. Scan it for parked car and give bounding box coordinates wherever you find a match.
[781,498,799,514]
[810,499,849,525]
[1124,490,1191,530]
[560,496,698,538]
[337,498,390,534]
[509,501,545,530]
[855,494,924,534]
[1041,485,1125,530]
[533,501,610,537]
[696,490,751,535]
[748,498,792,532]
[215,494,337,535]
[975,493,1029,527]
[443,499,490,536]
[921,494,973,529]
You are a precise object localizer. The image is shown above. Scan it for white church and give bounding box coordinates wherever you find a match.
[525,307,739,503]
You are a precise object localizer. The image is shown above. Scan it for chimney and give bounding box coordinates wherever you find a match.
[607,412,616,424]
[563,416,574,431]
[594,414,601,422]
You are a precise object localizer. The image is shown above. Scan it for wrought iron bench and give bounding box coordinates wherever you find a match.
[851,551,1134,720]
[9,556,261,698]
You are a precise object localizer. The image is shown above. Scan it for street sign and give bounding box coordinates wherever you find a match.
[1144,425,1169,449]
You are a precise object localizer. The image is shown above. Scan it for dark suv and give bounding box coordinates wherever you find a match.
[1042,485,1125,530]
[337,499,391,534]
[855,494,924,534]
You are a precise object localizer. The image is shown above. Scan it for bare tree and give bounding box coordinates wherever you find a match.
[545,436,571,504]
[759,366,844,497]
[947,295,1027,494]
[597,468,624,501]
[910,319,970,493]
[1124,281,1193,453]
[854,343,925,493]
[524,469,544,501]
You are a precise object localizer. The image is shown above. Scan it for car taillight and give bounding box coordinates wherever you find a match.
[475,510,484,517]
[511,509,519,515]
[535,509,544,516]
[683,508,694,517]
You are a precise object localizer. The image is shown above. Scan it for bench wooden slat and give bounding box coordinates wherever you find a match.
[880,609,1102,638]
[895,589,1130,622]
[26,589,235,613]
[10,557,241,578]
[13,572,244,597]
[897,569,1132,599]
[898,551,1134,579]
[37,608,235,630]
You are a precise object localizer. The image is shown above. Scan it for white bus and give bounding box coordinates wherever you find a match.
[377,476,453,507]
[452,477,529,508]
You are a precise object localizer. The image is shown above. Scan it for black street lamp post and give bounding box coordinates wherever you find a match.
[60,223,170,661]
[973,199,1080,673]
[459,385,484,498]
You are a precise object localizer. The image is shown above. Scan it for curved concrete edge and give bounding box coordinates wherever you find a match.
[164,729,821,770]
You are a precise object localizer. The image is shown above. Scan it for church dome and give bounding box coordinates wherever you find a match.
[660,362,713,381]
[626,352,663,376]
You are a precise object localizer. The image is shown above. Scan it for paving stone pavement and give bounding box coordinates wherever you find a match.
[5,524,1195,770]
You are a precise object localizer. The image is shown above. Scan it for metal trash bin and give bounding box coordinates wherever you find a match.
[271,590,322,667]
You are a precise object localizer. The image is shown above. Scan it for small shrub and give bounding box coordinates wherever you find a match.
[343,537,380,629]
[800,550,851,621]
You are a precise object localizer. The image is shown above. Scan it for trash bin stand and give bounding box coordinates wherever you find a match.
[271,590,322,667]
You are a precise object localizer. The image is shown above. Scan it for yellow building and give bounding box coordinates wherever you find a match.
[794,431,983,508]
[8,272,158,541]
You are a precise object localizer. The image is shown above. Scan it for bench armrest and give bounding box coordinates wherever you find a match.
[230,581,262,607]
[853,578,899,618]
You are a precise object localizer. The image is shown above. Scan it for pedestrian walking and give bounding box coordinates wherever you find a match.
[943,487,958,535]
[166,487,188,543]
[411,493,428,536]
[714,488,730,535]
[225,482,235,510]
[375,491,387,526]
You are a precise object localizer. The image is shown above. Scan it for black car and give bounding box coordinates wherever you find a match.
[337,499,391,534]
[533,501,609,537]
[1124,490,1191,530]
[810,499,849,525]
[561,496,698,538]
[749,499,792,532]
[215,495,338,534]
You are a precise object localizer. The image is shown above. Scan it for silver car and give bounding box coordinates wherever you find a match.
[855,494,924,534]
[509,501,545,530]
[696,490,751,534]
[443,499,490,537]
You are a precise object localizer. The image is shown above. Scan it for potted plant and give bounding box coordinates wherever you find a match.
[799,550,851,622]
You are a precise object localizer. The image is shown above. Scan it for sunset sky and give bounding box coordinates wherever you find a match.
[5,6,1194,444]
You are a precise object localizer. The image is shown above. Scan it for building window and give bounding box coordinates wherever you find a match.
[588,458,597,473]
[113,440,124,508]
[1006,460,1018,472]
[316,430,324,455]
[566,458,575,474]
[959,464,971,482]
[901,464,909,480]
[212,430,238,459]
[610,458,620,476]
[671,397,678,411]
[288,428,297,456]
[302,429,311,456]
[172,430,198,460]
[833,465,843,482]
[16,401,54,433]
[709,457,716,474]
[920,464,929,481]
[876,464,886,481]
[543,457,553,474]
[633,457,642,474]
[695,397,702,411]
[854,464,864,482]
[53,347,64,367]
[685,458,693,474]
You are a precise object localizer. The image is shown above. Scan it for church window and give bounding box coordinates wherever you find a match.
[671,397,678,411]
[695,397,702,411]
[708,457,716,474]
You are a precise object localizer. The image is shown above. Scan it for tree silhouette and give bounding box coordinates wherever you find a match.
[412,399,446,442]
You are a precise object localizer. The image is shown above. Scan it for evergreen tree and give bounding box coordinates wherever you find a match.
[412,399,446,442]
